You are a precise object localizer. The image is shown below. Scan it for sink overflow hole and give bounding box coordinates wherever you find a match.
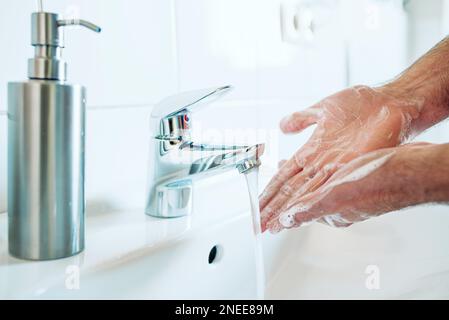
[208,245,222,264]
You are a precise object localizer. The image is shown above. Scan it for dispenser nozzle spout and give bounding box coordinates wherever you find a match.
[36,0,43,12]
[57,19,101,33]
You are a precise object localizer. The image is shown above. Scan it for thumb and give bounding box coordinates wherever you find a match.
[280,106,321,134]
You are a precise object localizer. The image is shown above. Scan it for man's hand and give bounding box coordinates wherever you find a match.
[260,37,449,233]
[259,85,423,232]
[266,143,449,232]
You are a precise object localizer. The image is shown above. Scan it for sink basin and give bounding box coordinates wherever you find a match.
[26,214,259,299]
[2,167,449,299]
[263,206,449,299]
[0,170,262,299]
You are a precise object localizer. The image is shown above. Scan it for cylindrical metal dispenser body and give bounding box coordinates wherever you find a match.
[7,80,86,260]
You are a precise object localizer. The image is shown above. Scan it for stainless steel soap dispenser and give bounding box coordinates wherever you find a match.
[7,10,100,260]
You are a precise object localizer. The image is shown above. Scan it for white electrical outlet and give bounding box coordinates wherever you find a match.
[280,0,337,45]
[280,1,315,44]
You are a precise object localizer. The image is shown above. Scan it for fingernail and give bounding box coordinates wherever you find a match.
[269,224,283,234]
[279,204,310,228]
[279,210,296,228]
[280,116,296,134]
[280,115,290,127]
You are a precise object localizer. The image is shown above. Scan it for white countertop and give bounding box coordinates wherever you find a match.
[0,168,272,299]
[0,209,181,297]
[3,168,449,299]
[0,206,258,298]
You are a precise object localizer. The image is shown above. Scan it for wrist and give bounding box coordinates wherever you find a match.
[379,37,449,133]
[400,144,449,204]
[424,144,449,202]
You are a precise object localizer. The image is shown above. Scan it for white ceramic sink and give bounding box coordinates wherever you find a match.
[24,214,259,299]
[1,167,449,299]
[0,169,262,299]
[264,206,449,299]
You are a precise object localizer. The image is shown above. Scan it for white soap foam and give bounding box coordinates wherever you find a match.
[278,152,394,228]
[279,204,311,228]
[321,151,394,192]
[322,213,352,227]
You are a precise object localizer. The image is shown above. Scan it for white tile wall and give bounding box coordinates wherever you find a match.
[407,0,445,63]
[1,0,449,298]
[0,0,178,110]
[0,0,177,213]
[0,105,156,214]
[0,0,433,220]
[252,0,346,99]
[85,106,153,213]
[174,0,347,172]
[174,0,346,101]
[174,0,259,100]
[341,0,408,85]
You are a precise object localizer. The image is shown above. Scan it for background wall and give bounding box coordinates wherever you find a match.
[1,0,449,296]
[0,0,416,214]
[0,0,179,213]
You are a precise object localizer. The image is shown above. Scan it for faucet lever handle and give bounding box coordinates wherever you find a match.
[151,85,232,119]
[151,85,233,139]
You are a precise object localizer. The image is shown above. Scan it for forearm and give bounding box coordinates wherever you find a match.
[343,143,449,213]
[419,143,449,203]
[277,143,449,230]
[394,143,449,206]
[382,37,449,133]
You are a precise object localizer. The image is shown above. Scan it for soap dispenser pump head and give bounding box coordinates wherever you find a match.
[28,11,101,81]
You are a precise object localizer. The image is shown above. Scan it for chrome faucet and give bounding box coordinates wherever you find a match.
[145,86,264,218]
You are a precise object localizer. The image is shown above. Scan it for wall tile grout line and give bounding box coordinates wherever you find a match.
[87,103,155,111]
[0,97,311,115]
[0,104,155,114]
[170,0,181,93]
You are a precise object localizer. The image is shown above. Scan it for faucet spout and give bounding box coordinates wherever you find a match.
[185,142,264,176]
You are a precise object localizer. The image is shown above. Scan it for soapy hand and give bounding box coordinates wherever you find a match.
[259,85,424,232]
[273,143,438,230]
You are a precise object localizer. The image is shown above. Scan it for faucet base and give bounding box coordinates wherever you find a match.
[145,180,193,218]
